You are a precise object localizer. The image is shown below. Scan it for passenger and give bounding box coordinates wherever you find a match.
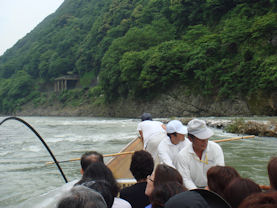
[120,150,154,208]
[157,120,189,168]
[238,191,277,208]
[75,162,132,208]
[164,189,231,208]
[137,113,168,164]
[223,177,262,208]
[82,180,114,208]
[207,165,240,198]
[80,151,104,174]
[145,164,184,208]
[57,185,107,208]
[267,156,277,190]
[175,118,224,190]
[149,181,187,208]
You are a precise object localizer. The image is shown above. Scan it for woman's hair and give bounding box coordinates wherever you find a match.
[82,180,114,208]
[238,191,277,208]
[268,157,277,190]
[154,164,183,186]
[150,182,187,208]
[75,162,119,197]
[224,177,262,208]
[207,166,240,197]
[130,150,154,181]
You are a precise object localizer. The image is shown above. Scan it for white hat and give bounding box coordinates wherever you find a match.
[187,119,213,139]
[166,120,188,135]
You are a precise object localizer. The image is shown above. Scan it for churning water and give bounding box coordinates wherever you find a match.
[0,116,276,208]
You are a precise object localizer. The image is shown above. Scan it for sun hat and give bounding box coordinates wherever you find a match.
[166,120,188,135]
[187,119,213,139]
[164,191,209,208]
[191,189,231,208]
[141,113,152,121]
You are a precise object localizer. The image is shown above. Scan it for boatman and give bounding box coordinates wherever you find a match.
[137,113,168,164]
[175,118,224,190]
[157,120,190,168]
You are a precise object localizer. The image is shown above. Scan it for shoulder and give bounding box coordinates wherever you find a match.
[208,141,223,153]
[113,197,132,208]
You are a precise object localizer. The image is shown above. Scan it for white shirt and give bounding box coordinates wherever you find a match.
[137,120,166,148]
[112,197,132,208]
[175,141,224,190]
[158,137,190,168]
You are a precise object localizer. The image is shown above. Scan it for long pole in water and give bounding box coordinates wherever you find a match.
[0,116,68,183]
[46,135,255,165]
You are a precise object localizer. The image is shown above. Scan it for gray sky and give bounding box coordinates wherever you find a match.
[0,0,64,56]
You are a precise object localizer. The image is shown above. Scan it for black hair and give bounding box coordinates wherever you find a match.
[167,133,177,138]
[75,162,120,197]
[130,150,154,181]
[81,151,104,171]
[82,180,114,208]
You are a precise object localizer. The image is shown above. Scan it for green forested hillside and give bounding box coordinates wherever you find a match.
[0,0,276,114]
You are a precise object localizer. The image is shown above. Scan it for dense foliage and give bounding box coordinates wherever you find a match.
[0,0,276,113]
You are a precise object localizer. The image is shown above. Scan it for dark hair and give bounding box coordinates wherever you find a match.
[167,133,177,138]
[207,166,240,198]
[150,182,187,208]
[57,186,107,208]
[82,180,114,208]
[154,164,183,186]
[75,162,119,197]
[238,191,277,208]
[224,177,262,208]
[81,151,104,171]
[268,157,277,190]
[130,150,154,181]
[141,113,152,121]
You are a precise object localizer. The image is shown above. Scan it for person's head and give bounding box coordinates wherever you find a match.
[268,156,277,190]
[164,191,209,208]
[82,180,114,208]
[130,150,154,181]
[141,113,152,121]
[81,151,104,174]
[149,181,187,208]
[166,120,187,145]
[75,162,119,197]
[238,191,277,208]
[57,185,107,208]
[207,166,240,198]
[145,164,183,196]
[223,177,262,208]
[187,119,213,152]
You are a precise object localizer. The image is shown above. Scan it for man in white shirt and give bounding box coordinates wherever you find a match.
[175,119,224,190]
[158,120,189,168]
[137,113,167,164]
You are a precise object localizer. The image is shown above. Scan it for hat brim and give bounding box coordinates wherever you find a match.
[176,126,188,135]
[191,128,213,140]
[191,189,231,208]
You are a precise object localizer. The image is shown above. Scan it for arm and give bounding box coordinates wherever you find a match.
[175,154,197,190]
[139,130,144,143]
[158,142,175,168]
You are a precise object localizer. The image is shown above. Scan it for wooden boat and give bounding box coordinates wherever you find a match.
[106,137,143,188]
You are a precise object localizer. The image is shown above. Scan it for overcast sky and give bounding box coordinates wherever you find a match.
[0,0,64,56]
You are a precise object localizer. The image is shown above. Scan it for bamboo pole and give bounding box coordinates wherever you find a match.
[213,135,255,143]
[45,151,135,165]
[45,135,255,165]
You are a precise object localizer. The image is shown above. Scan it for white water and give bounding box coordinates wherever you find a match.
[0,116,276,208]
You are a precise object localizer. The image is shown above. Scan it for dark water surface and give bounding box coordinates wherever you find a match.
[0,116,276,208]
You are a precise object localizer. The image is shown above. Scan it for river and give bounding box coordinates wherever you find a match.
[0,116,276,208]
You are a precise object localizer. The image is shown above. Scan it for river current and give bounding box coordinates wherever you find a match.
[0,116,276,208]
